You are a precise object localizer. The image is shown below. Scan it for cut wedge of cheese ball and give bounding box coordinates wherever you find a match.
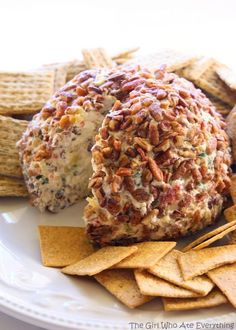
[84,68,231,246]
[18,66,162,212]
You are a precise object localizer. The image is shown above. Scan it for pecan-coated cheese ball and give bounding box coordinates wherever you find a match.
[84,68,232,246]
[18,66,159,212]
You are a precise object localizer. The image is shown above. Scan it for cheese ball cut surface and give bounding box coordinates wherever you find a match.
[18,67,158,212]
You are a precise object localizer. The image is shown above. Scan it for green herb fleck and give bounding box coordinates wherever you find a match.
[134,171,142,186]
[36,175,49,184]
[198,152,207,158]
[198,182,205,188]
[94,74,105,86]
[134,172,141,179]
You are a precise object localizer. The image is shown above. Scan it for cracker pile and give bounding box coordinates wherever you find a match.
[38,220,236,311]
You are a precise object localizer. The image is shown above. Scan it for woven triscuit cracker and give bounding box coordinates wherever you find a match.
[65,48,138,81]
[216,65,236,91]
[0,176,28,197]
[178,57,214,81]
[0,70,54,115]
[82,48,116,69]
[126,49,198,72]
[43,63,69,92]
[0,115,27,178]
[112,47,140,60]
[66,60,87,82]
[194,61,236,106]
[207,94,232,116]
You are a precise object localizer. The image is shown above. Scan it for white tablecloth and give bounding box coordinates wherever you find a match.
[0,0,235,329]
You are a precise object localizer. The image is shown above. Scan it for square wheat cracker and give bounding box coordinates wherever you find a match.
[0,70,54,115]
[162,289,227,311]
[208,263,236,308]
[82,48,115,69]
[178,245,236,280]
[207,95,232,116]
[178,57,214,81]
[194,61,236,106]
[38,226,94,267]
[224,205,236,222]
[126,49,198,72]
[65,48,137,81]
[61,245,138,276]
[43,63,69,92]
[0,176,28,197]
[113,241,176,269]
[66,60,87,82]
[149,250,214,295]
[229,232,236,244]
[112,47,139,60]
[216,65,236,91]
[134,270,202,298]
[95,269,153,309]
[0,115,27,178]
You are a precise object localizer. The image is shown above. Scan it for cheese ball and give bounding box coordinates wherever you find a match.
[18,66,157,212]
[84,69,232,246]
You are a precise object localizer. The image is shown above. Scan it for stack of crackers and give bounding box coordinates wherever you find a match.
[0,48,138,197]
[38,215,236,311]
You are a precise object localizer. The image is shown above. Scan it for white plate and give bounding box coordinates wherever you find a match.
[0,198,236,330]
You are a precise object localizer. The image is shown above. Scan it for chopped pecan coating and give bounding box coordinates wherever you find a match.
[85,66,231,246]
